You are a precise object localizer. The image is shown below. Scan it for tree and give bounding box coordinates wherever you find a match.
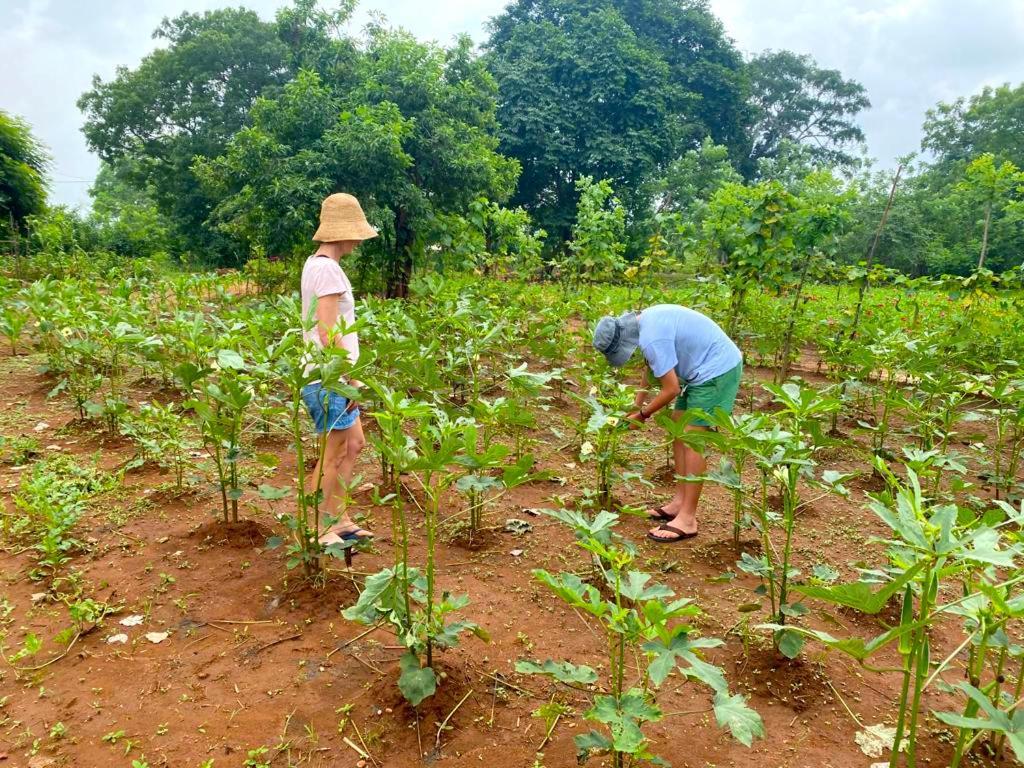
[923,83,1024,170]
[78,8,293,263]
[196,30,519,297]
[956,154,1024,271]
[746,50,870,172]
[564,176,626,282]
[89,161,173,260]
[0,111,49,234]
[486,0,750,248]
[654,137,742,222]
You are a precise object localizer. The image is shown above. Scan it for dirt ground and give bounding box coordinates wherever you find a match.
[0,349,1013,768]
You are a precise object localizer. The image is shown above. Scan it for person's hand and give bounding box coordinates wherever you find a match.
[626,411,646,430]
[344,380,362,413]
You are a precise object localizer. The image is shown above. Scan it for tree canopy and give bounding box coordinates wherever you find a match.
[53,0,1022,281]
[923,83,1024,171]
[0,110,49,234]
[746,50,870,172]
[195,29,519,296]
[78,7,293,261]
[485,0,750,247]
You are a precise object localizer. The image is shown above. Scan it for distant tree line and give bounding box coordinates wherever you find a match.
[1,0,1022,285]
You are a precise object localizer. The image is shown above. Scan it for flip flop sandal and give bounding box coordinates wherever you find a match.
[647,524,698,543]
[647,506,674,522]
[319,532,355,548]
[319,532,359,567]
[337,526,374,542]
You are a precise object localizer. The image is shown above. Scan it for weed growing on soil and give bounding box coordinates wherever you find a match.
[120,401,195,492]
[7,455,118,580]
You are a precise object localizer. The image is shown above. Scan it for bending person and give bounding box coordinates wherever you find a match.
[592,305,743,543]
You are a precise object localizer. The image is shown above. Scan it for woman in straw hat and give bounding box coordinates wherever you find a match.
[301,193,378,548]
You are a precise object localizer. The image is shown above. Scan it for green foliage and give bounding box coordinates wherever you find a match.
[0,110,49,234]
[747,50,870,171]
[88,161,173,260]
[520,510,762,765]
[923,82,1024,171]
[78,7,293,264]
[7,456,118,580]
[563,177,626,283]
[196,30,519,296]
[120,401,195,493]
[486,0,750,246]
[653,138,742,229]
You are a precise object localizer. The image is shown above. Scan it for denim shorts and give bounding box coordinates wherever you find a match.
[301,382,359,433]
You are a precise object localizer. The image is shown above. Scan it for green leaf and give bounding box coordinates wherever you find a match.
[398,651,436,707]
[574,730,612,763]
[758,621,920,661]
[217,349,245,370]
[586,691,661,755]
[713,691,764,747]
[257,484,289,501]
[737,551,771,578]
[792,560,925,614]
[619,571,673,602]
[776,628,805,659]
[515,659,598,685]
[23,632,41,656]
[810,564,840,584]
[680,655,729,696]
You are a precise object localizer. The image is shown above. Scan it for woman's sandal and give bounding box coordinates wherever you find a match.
[325,524,374,541]
[647,506,674,522]
[647,524,698,543]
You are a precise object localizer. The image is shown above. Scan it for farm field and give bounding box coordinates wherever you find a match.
[0,267,1021,768]
[5,0,1024,766]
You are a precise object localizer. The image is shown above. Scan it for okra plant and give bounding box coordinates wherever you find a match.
[184,348,253,523]
[518,510,763,765]
[267,300,367,576]
[573,382,637,509]
[770,461,1023,766]
[344,402,487,706]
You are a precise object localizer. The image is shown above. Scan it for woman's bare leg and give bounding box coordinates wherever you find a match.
[308,429,348,540]
[323,415,370,536]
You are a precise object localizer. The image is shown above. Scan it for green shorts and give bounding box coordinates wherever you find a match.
[674,363,743,426]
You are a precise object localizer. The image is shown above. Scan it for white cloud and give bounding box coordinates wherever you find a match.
[709,0,1024,166]
[2,0,1022,209]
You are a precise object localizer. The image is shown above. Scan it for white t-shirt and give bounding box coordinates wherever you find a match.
[300,254,359,365]
[639,305,741,385]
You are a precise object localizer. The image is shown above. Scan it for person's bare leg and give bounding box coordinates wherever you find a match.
[651,411,690,516]
[651,424,708,539]
[308,430,347,541]
[324,416,371,537]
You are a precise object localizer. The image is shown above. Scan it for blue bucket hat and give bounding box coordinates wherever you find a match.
[593,311,640,367]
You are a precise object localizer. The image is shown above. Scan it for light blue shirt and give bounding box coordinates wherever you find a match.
[639,305,741,385]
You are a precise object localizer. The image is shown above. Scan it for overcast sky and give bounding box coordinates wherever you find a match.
[3,0,1023,208]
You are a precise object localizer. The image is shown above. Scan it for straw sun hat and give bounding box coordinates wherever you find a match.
[312,193,378,243]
